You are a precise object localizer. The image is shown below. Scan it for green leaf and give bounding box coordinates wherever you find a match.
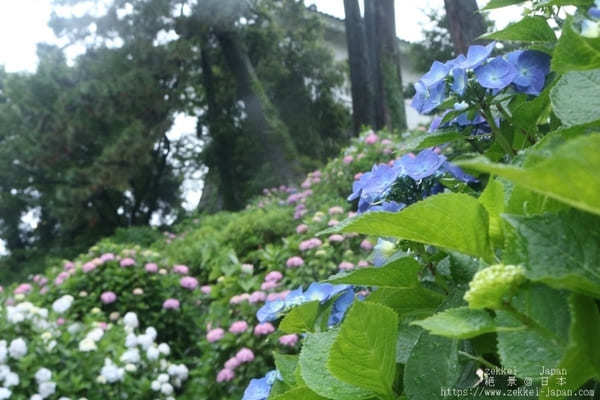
[415,131,464,150]
[411,307,497,339]
[327,257,420,288]
[496,284,570,378]
[269,386,328,400]
[396,323,423,364]
[541,294,600,399]
[551,70,600,126]
[274,353,299,386]
[459,134,600,216]
[279,301,320,334]
[552,19,600,72]
[326,193,494,262]
[478,179,505,249]
[483,16,556,42]
[366,287,445,320]
[328,302,399,397]
[299,330,373,400]
[504,210,600,298]
[482,0,527,10]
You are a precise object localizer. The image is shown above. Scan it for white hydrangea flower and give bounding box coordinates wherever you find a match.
[78,338,97,352]
[0,345,6,363]
[160,383,173,395]
[122,312,139,329]
[9,338,27,359]
[6,307,25,324]
[167,364,189,380]
[87,328,104,342]
[146,346,159,361]
[120,348,140,364]
[39,382,56,398]
[145,327,157,341]
[67,323,83,335]
[0,388,11,400]
[124,333,137,348]
[150,380,161,391]
[31,394,43,400]
[46,341,57,351]
[157,373,169,383]
[100,363,124,383]
[4,372,19,387]
[52,295,74,314]
[157,343,170,355]
[136,334,153,350]
[35,368,52,383]
[0,366,9,380]
[124,364,136,373]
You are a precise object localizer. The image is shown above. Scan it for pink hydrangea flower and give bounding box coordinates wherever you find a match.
[235,348,254,363]
[254,322,275,336]
[261,281,280,291]
[224,357,241,370]
[279,334,299,347]
[354,172,363,181]
[265,271,283,282]
[180,276,199,290]
[200,285,212,295]
[328,234,344,243]
[100,253,115,262]
[100,291,117,304]
[216,368,235,382]
[286,256,305,268]
[120,258,135,267]
[296,224,308,234]
[54,272,69,286]
[343,155,353,164]
[360,239,373,250]
[206,328,225,342]
[249,291,267,304]
[339,261,355,271]
[299,238,322,251]
[328,219,339,227]
[358,260,370,268]
[82,262,97,273]
[162,298,180,310]
[329,206,344,215]
[63,261,75,271]
[230,293,250,304]
[56,318,65,326]
[145,263,158,273]
[173,265,189,275]
[0,286,3,293]
[383,148,393,154]
[381,139,392,145]
[228,321,248,334]
[365,131,378,144]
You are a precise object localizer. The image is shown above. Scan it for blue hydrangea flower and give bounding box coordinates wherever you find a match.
[328,289,355,327]
[348,163,400,213]
[369,201,405,213]
[441,162,477,183]
[284,288,305,308]
[242,371,281,400]
[420,61,450,87]
[589,7,600,19]
[474,57,517,90]
[304,283,350,303]
[507,50,550,95]
[257,300,285,323]
[460,42,496,69]
[450,68,467,95]
[411,80,446,114]
[394,149,447,180]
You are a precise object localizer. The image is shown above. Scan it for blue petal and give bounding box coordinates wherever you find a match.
[411,80,446,114]
[421,61,450,87]
[441,162,478,183]
[450,68,467,95]
[462,42,496,69]
[304,283,334,303]
[284,288,305,307]
[588,7,600,19]
[328,289,355,327]
[397,149,447,180]
[242,377,272,400]
[256,300,285,323]
[474,57,517,90]
[368,201,405,213]
[511,50,550,92]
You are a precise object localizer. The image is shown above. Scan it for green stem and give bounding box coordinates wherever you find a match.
[495,103,535,146]
[481,105,515,157]
[458,351,498,370]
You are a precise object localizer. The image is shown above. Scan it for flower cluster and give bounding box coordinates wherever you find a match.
[581,0,600,37]
[242,370,282,400]
[348,149,475,213]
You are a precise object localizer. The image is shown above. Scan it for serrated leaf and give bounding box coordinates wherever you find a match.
[274,353,299,386]
[496,284,570,378]
[366,287,445,320]
[396,323,423,364]
[479,179,505,249]
[541,294,600,400]
[327,257,420,288]
[504,210,600,298]
[269,386,327,400]
[325,193,494,262]
[279,301,320,334]
[482,0,527,10]
[299,330,373,400]
[328,302,398,397]
[459,134,600,216]
[552,18,600,72]
[483,16,556,42]
[551,70,600,126]
[412,307,497,339]
[416,131,464,150]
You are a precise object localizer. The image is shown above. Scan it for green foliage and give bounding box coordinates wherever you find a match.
[483,16,556,42]
[551,70,600,126]
[327,257,421,288]
[552,18,600,71]
[411,307,497,339]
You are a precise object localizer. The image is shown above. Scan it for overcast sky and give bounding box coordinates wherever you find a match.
[0,0,522,255]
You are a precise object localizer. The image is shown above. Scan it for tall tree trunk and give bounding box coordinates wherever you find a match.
[343,0,375,135]
[215,29,299,186]
[365,0,407,131]
[444,0,486,55]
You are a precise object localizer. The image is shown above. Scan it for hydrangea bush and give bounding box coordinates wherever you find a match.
[242,1,600,399]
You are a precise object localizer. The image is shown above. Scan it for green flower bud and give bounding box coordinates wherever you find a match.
[464,264,525,309]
